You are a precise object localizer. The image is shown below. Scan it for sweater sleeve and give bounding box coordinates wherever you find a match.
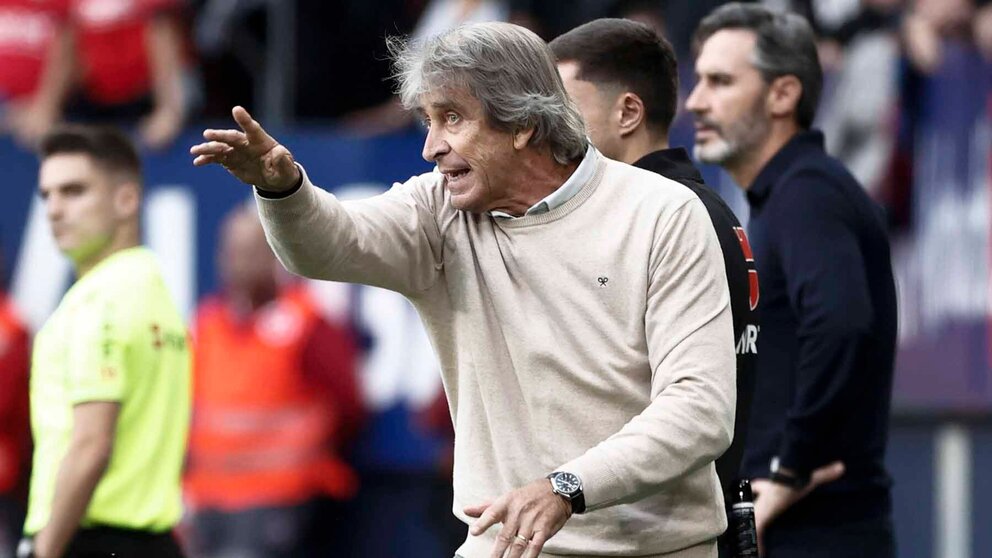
[255,166,445,297]
[772,171,874,476]
[560,198,736,511]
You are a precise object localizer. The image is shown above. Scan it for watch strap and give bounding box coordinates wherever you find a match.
[769,469,809,490]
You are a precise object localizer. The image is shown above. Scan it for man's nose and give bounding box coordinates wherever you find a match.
[685,84,707,114]
[422,127,450,162]
[45,197,62,221]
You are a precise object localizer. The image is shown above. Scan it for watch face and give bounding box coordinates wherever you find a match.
[552,472,581,495]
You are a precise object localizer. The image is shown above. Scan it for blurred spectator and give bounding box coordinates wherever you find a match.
[190,0,421,121]
[607,0,730,57]
[506,0,604,40]
[881,0,991,229]
[901,0,974,73]
[0,0,73,148]
[3,0,191,150]
[0,257,30,558]
[606,0,666,37]
[415,0,508,36]
[342,284,462,558]
[68,0,191,149]
[817,0,903,196]
[341,0,509,135]
[976,0,992,60]
[294,0,420,121]
[185,205,364,558]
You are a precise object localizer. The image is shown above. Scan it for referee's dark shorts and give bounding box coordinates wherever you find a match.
[18,525,184,558]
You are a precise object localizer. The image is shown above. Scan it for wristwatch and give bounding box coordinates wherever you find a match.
[547,471,586,514]
[769,457,809,490]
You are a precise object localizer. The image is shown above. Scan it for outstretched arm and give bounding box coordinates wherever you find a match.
[191,108,444,295]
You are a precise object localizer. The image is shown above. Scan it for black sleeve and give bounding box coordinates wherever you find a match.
[693,187,759,494]
[771,171,874,476]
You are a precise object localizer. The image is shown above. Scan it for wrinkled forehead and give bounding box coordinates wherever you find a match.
[416,83,479,116]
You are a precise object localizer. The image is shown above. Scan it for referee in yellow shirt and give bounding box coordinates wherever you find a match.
[18,126,191,558]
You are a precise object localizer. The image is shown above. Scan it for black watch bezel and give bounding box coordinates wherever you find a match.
[547,471,586,514]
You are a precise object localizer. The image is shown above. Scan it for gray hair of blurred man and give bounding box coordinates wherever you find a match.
[693,3,823,130]
[390,22,588,165]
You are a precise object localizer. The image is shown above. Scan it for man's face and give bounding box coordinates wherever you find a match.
[418,86,521,213]
[686,29,772,166]
[218,211,278,297]
[558,61,622,160]
[38,153,126,264]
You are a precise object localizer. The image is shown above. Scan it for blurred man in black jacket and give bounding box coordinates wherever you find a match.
[686,4,897,557]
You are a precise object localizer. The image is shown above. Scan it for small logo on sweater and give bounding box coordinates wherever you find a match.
[597,277,609,287]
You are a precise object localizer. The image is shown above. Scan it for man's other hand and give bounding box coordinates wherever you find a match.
[190,106,301,193]
[752,461,845,556]
[464,478,573,558]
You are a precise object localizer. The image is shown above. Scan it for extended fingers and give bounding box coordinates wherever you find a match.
[502,531,531,558]
[471,501,505,537]
[810,461,845,487]
[521,531,548,558]
[190,141,234,156]
[464,502,491,518]
[193,154,223,167]
[485,513,514,558]
[202,128,247,146]
[232,106,275,146]
[505,519,538,558]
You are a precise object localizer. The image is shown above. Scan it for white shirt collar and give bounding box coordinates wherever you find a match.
[489,144,596,219]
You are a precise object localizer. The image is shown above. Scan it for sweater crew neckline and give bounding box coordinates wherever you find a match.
[493,153,606,229]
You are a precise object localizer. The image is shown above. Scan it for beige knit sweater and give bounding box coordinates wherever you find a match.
[256,149,736,557]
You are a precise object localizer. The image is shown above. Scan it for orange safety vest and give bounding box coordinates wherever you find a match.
[185,286,358,511]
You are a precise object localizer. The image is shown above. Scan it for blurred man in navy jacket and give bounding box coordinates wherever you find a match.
[687,4,897,557]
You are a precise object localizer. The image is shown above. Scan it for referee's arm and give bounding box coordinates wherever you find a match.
[33,402,120,558]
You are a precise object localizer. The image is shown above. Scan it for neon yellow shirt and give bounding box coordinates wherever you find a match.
[25,247,191,535]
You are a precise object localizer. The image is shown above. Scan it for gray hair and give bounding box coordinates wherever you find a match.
[390,22,588,165]
[693,3,822,129]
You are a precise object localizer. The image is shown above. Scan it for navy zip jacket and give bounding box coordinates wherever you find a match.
[743,131,897,523]
[634,148,759,499]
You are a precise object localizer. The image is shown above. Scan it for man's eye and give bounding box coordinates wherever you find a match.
[446,113,460,124]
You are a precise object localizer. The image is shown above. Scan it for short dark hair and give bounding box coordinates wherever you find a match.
[550,18,679,135]
[693,3,822,129]
[39,125,142,184]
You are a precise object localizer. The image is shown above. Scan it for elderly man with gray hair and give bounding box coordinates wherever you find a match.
[191,22,735,558]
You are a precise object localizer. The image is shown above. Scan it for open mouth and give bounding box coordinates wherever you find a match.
[445,169,471,183]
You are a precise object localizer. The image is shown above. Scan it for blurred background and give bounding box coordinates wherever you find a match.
[0,0,990,557]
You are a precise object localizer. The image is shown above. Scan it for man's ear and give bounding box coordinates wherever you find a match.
[767,75,803,120]
[618,92,647,138]
[114,180,141,219]
[513,127,536,150]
